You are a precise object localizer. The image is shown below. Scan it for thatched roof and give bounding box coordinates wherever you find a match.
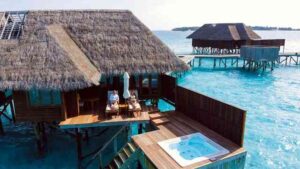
[0,10,188,91]
[187,23,261,40]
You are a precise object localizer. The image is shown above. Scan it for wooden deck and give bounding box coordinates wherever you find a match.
[177,54,240,60]
[132,111,246,169]
[59,111,150,129]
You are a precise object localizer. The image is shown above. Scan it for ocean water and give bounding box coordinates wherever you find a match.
[0,30,299,169]
[155,30,300,169]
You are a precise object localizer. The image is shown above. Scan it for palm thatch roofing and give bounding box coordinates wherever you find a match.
[187,23,261,40]
[0,10,188,91]
[187,23,285,49]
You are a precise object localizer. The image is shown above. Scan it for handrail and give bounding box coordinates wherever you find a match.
[82,122,130,169]
[96,123,128,157]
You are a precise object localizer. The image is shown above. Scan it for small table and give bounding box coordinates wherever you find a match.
[119,104,129,115]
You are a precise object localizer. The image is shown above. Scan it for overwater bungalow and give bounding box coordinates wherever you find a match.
[187,23,285,54]
[0,10,247,169]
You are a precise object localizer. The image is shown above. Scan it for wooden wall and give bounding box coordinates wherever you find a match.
[160,74,176,104]
[13,91,63,122]
[241,46,280,62]
[175,86,246,146]
[192,39,285,49]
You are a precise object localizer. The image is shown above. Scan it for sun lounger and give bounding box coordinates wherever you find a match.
[127,90,142,116]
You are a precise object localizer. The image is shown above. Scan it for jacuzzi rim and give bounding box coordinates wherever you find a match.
[158,132,230,167]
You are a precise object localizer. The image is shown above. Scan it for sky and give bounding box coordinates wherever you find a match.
[0,0,299,30]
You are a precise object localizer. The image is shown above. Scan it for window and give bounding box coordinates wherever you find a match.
[151,74,158,88]
[28,90,61,106]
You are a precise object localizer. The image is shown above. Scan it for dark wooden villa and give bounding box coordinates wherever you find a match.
[187,23,285,54]
[0,10,187,122]
[0,10,247,169]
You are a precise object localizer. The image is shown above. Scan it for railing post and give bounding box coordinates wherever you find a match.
[113,137,117,154]
[127,125,131,141]
[99,153,103,169]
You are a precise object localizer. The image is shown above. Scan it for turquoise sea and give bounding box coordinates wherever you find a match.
[0,30,300,169]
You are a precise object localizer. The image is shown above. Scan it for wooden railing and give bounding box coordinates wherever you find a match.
[82,123,129,169]
[176,86,246,146]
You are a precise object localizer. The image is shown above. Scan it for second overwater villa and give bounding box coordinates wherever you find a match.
[0,10,248,169]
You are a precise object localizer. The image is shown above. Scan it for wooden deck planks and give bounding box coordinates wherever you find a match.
[132,111,246,169]
[151,117,169,126]
[177,54,240,59]
[59,111,149,129]
[149,112,168,119]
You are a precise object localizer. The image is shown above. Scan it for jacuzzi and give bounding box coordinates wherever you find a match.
[158,132,229,167]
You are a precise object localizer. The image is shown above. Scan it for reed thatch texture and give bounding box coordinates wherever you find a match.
[187,23,261,40]
[0,10,188,91]
[0,36,92,91]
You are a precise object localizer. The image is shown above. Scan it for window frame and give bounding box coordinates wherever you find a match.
[27,90,62,108]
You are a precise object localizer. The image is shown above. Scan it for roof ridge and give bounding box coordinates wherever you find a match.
[47,25,101,85]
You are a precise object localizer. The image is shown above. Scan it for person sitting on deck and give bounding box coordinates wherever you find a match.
[109,90,119,109]
[105,90,120,117]
[127,90,142,116]
[128,92,138,109]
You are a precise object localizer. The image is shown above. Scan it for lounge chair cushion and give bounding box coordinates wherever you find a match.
[128,102,141,111]
[106,104,119,113]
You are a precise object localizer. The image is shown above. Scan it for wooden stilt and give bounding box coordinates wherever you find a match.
[10,101,16,124]
[34,122,43,156]
[41,122,47,151]
[84,129,89,144]
[198,58,201,67]
[248,61,251,70]
[213,58,216,68]
[76,128,82,169]
[138,123,143,134]
[137,160,143,169]
[0,117,4,136]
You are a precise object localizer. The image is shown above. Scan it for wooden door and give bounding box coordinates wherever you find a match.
[62,91,79,118]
